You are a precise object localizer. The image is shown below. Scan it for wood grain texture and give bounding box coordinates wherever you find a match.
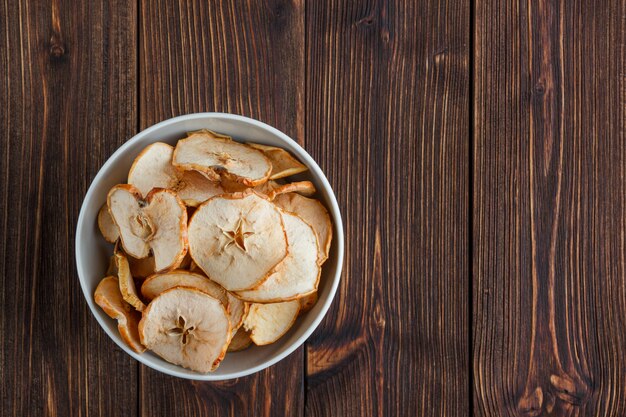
[138,1,305,416]
[473,0,626,415]
[0,0,138,416]
[305,1,470,416]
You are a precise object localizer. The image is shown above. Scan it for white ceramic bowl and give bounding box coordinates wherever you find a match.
[76,113,344,380]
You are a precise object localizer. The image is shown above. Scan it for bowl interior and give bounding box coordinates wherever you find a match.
[76,114,343,380]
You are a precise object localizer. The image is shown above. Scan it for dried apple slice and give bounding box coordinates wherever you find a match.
[139,287,231,373]
[108,185,188,272]
[298,292,318,314]
[270,181,316,198]
[247,143,308,179]
[175,170,224,207]
[243,300,300,345]
[94,276,145,353]
[236,212,320,302]
[221,179,316,201]
[173,130,272,186]
[260,180,316,200]
[115,250,146,311]
[127,143,178,195]
[188,191,288,291]
[128,142,223,207]
[98,204,119,243]
[227,329,252,352]
[141,270,228,304]
[274,193,333,264]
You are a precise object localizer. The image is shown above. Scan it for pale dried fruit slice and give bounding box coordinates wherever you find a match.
[115,251,146,311]
[141,270,228,305]
[243,300,300,345]
[298,292,318,314]
[236,212,320,302]
[175,170,225,207]
[128,142,223,207]
[173,131,272,186]
[98,204,119,243]
[188,191,288,291]
[227,329,252,352]
[139,287,230,373]
[127,143,178,195]
[220,179,315,201]
[270,181,316,198]
[94,276,145,353]
[254,180,316,201]
[140,270,248,334]
[247,143,308,179]
[108,185,188,272]
[274,193,333,264]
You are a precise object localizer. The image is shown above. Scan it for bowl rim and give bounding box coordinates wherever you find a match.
[75,112,344,380]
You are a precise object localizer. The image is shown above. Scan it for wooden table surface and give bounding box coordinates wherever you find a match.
[1,0,625,416]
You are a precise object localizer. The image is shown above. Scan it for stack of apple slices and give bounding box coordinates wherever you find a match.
[94,130,333,373]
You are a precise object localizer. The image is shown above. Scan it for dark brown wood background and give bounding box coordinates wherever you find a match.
[0,0,624,416]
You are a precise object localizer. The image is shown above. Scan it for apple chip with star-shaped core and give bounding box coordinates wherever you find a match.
[187,191,288,291]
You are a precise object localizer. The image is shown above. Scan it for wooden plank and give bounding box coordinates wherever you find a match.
[305,1,470,416]
[138,1,305,415]
[473,0,626,415]
[0,0,138,416]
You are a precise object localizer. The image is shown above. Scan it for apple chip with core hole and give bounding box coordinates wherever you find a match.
[139,287,230,373]
[274,193,332,264]
[247,143,308,179]
[227,329,252,352]
[236,212,320,302]
[128,142,224,207]
[173,131,272,186]
[141,270,249,335]
[188,192,288,291]
[94,276,145,353]
[98,204,119,243]
[115,250,146,311]
[108,185,188,272]
[243,300,300,346]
